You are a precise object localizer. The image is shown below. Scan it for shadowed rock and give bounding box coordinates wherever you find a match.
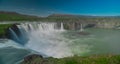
[22,54,44,64]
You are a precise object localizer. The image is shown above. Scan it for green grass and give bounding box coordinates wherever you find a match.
[21,55,120,64]
[1,11,120,22]
[0,24,12,37]
[0,13,43,21]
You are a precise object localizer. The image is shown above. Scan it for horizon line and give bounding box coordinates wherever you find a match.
[1,10,120,17]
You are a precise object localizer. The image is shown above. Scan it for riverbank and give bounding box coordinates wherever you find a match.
[0,24,13,38]
[21,54,120,64]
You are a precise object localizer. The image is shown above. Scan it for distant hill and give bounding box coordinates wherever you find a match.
[0,11,120,22]
[0,11,43,21]
[48,14,120,18]
[48,14,92,18]
[47,14,120,22]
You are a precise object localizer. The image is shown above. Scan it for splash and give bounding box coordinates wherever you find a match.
[9,22,90,58]
[18,22,73,58]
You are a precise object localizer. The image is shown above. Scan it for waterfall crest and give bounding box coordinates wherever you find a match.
[8,22,90,58]
[9,22,74,58]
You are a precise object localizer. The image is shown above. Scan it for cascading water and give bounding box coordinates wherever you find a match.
[8,22,91,58]
[80,24,84,32]
[2,22,120,64]
[9,22,72,58]
[24,22,73,58]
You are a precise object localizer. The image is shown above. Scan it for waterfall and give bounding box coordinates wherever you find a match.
[60,22,65,31]
[80,24,84,32]
[8,22,92,58]
[8,22,74,58]
[8,28,20,43]
[19,22,65,32]
[8,22,66,45]
[8,25,28,45]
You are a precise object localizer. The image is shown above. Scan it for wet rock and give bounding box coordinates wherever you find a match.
[23,54,44,64]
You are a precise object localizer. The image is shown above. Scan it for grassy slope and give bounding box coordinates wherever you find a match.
[0,24,12,37]
[0,11,42,21]
[22,55,120,64]
[1,11,120,22]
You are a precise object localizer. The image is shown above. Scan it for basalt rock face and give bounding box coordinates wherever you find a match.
[84,24,96,28]
[24,54,43,61]
[6,23,29,45]
[6,24,20,39]
[22,54,44,64]
[63,21,120,30]
[63,22,89,30]
[0,24,19,39]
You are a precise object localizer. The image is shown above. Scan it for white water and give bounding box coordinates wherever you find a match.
[2,22,120,64]
[80,24,84,32]
[16,22,74,58]
[8,22,91,58]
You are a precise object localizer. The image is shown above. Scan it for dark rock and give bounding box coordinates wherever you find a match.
[6,24,20,40]
[11,24,20,36]
[84,24,96,28]
[23,54,43,63]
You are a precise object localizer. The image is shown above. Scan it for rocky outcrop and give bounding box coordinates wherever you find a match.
[22,54,44,64]
[63,22,95,30]
[6,24,20,39]
[63,21,120,30]
[95,21,120,29]
[24,54,43,62]
[0,24,13,38]
[6,24,29,45]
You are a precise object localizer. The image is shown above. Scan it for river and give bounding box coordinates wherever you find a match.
[0,22,120,64]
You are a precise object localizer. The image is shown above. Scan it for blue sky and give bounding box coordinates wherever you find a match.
[0,0,120,16]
